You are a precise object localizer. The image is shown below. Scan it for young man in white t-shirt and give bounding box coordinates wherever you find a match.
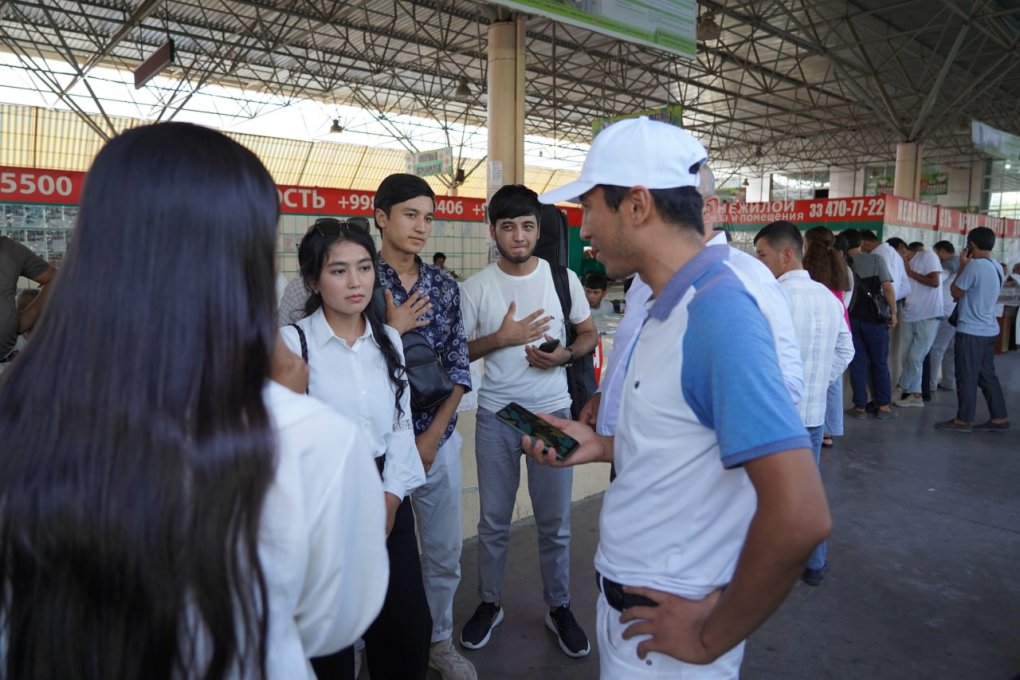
[459,184,598,659]
[893,238,944,407]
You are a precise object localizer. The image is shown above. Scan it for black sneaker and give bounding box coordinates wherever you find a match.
[461,602,503,650]
[802,563,829,586]
[545,605,591,658]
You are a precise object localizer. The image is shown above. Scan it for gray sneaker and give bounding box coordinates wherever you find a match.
[429,638,478,680]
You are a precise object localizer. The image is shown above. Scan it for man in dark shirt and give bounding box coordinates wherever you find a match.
[374,173,475,680]
[1,236,57,365]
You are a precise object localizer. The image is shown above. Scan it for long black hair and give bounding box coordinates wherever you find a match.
[0,122,280,679]
[298,220,407,418]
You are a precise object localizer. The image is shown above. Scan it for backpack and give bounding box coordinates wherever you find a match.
[848,270,891,324]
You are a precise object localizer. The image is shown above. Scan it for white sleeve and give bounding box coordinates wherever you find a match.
[565,269,592,325]
[460,279,480,340]
[761,282,805,405]
[831,298,855,382]
[381,327,426,500]
[293,414,389,656]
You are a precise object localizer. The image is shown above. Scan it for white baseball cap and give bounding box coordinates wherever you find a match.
[539,116,708,205]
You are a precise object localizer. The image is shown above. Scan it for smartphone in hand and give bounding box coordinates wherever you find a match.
[537,339,560,353]
[495,401,579,461]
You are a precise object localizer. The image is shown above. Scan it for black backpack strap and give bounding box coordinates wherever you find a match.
[551,265,573,343]
[288,323,308,363]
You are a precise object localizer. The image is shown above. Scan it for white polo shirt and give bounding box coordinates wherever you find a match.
[902,249,944,323]
[281,308,425,501]
[461,258,590,413]
[594,246,811,599]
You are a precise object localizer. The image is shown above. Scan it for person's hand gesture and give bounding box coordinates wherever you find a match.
[386,289,431,333]
[619,587,723,664]
[497,302,552,347]
[522,412,608,467]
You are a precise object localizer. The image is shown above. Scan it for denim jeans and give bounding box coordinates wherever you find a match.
[411,429,464,643]
[928,319,956,390]
[823,376,845,436]
[954,333,1008,423]
[475,407,573,607]
[899,318,940,394]
[849,319,891,408]
[805,425,827,571]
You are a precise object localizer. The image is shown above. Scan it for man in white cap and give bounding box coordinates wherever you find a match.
[527,117,831,679]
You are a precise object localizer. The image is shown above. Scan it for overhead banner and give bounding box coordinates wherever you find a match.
[716,195,888,231]
[593,103,683,137]
[972,120,1020,161]
[491,0,696,60]
[920,171,948,195]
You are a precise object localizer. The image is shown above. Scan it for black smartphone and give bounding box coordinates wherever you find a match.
[537,339,560,353]
[495,401,580,461]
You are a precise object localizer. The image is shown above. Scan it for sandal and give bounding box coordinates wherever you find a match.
[821,436,835,448]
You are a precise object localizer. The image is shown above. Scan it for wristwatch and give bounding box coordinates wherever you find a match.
[563,346,574,367]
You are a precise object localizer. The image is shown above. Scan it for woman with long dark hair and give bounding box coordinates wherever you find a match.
[804,226,854,449]
[281,221,431,680]
[0,122,388,679]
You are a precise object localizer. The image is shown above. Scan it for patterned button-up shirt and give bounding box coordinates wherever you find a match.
[377,257,471,445]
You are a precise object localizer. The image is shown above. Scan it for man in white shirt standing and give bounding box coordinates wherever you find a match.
[459,184,598,659]
[862,231,911,386]
[754,220,853,587]
[893,238,944,407]
[926,241,959,393]
[531,117,829,679]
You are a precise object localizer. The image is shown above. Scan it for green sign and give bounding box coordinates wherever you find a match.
[593,103,684,138]
[405,147,453,177]
[491,1,696,60]
[920,172,949,195]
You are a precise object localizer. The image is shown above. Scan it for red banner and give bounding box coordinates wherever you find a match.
[0,166,85,204]
[717,195,887,225]
[882,195,938,230]
[937,207,967,235]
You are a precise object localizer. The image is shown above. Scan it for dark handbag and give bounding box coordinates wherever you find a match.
[550,265,597,419]
[849,271,891,323]
[401,330,454,412]
[947,305,959,327]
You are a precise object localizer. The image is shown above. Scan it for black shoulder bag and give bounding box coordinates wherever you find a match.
[550,265,597,419]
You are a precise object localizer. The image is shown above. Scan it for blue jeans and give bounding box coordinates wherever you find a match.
[824,377,844,436]
[849,319,891,408]
[411,429,464,642]
[805,425,827,570]
[475,407,573,607]
[899,318,940,394]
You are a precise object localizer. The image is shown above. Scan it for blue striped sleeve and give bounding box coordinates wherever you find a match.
[681,275,811,468]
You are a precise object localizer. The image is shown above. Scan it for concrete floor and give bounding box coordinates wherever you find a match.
[437,351,1020,680]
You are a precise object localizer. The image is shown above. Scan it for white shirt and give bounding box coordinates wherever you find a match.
[708,232,804,405]
[280,309,425,501]
[260,381,388,678]
[874,242,911,300]
[902,250,944,322]
[461,258,590,413]
[777,270,855,428]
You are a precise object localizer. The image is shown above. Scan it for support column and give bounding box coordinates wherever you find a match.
[486,17,526,199]
[894,142,922,199]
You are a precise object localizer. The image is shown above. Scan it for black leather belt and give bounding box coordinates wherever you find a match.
[596,572,658,612]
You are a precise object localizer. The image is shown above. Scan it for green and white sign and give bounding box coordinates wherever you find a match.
[592,103,683,138]
[972,120,1020,161]
[405,147,453,177]
[491,0,696,60]
[920,172,948,195]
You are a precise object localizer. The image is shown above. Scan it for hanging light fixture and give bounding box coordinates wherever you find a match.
[454,168,466,184]
[696,12,722,42]
[329,118,343,134]
[455,78,471,97]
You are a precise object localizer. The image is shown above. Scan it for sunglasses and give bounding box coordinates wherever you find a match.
[313,217,371,237]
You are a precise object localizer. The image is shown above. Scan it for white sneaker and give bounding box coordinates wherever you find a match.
[429,637,478,680]
[895,394,924,408]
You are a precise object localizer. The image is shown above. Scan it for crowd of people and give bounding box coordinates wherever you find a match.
[0,118,1014,680]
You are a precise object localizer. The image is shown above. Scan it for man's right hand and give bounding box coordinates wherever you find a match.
[578,392,601,428]
[523,412,610,467]
[496,301,552,347]
[386,289,431,334]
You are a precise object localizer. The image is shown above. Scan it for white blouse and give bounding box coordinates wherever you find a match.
[280,308,425,501]
[260,381,389,677]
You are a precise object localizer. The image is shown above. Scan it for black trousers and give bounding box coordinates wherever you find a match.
[311,496,433,680]
[954,332,1008,423]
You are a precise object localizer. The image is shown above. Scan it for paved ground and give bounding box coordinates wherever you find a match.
[428,351,1020,679]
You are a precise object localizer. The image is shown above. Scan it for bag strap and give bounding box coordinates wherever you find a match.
[550,265,574,342]
[288,323,308,363]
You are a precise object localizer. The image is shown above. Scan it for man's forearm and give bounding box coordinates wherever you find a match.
[17,283,54,334]
[468,333,504,362]
[569,329,599,358]
[425,384,465,441]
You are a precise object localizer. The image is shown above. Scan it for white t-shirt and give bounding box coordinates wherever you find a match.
[461,258,590,413]
[260,381,388,678]
[875,242,911,300]
[902,249,944,323]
